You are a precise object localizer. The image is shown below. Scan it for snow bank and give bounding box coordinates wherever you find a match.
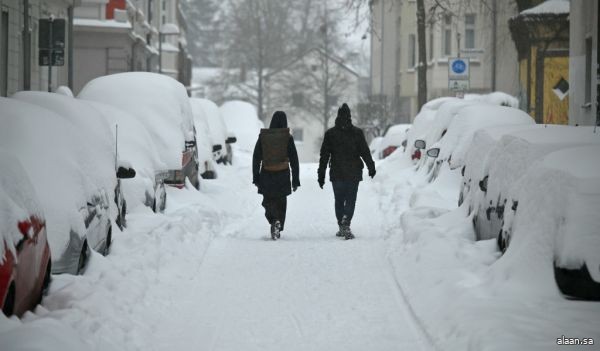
[79,72,195,170]
[220,100,264,152]
[0,98,90,265]
[0,151,44,261]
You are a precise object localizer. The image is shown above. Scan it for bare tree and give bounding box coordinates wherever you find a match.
[416,0,428,110]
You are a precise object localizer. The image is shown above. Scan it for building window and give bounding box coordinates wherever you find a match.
[464,14,476,49]
[443,14,452,56]
[162,0,167,11]
[292,92,304,107]
[585,37,592,103]
[1,11,8,97]
[292,128,304,142]
[409,34,416,68]
[162,15,166,25]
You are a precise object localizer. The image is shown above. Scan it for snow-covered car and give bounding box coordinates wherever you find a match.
[498,145,600,300]
[459,124,540,209]
[405,97,455,162]
[189,98,223,176]
[0,151,51,316]
[79,72,200,190]
[478,126,600,244]
[380,124,410,159]
[86,101,168,212]
[191,98,235,164]
[0,98,115,274]
[13,91,134,229]
[369,136,384,159]
[424,104,534,182]
[220,100,264,153]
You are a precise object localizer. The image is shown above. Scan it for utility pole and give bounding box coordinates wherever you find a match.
[491,0,497,91]
[416,0,428,110]
[48,17,53,92]
[379,0,384,96]
[23,0,31,90]
[68,5,74,90]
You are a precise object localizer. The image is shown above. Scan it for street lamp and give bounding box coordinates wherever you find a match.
[158,23,180,74]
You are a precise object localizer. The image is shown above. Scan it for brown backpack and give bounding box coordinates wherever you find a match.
[260,128,290,171]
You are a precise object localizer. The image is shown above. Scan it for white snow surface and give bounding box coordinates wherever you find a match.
[220,100,264,152]
[520,0,569,15]
[1,124,598,350]
[78,72,195,170]
[0,151,44,261]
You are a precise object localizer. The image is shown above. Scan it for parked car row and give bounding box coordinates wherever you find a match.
[404,95,600,300]
[0,72,238,317]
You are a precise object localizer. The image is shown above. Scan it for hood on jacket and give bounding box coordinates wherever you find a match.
[335,103,352,130]
[269,111,288,128]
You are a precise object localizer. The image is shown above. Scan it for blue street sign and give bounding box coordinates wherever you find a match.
[451,59,466,74]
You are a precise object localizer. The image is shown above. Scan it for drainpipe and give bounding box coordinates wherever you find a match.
[68,4,74,90]
[379,0,384,95]
[23,0,31,90]
[491,0,497,91]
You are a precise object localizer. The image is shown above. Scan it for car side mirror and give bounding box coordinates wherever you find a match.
[226,136,237,144]
[426,148,440,158]
[479,175,489,192]
[212,144,223,152]
[185,140,197,148]
[117,166,136,179]
[414,139,426,150]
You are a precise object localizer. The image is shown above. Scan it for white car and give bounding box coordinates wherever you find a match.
[499,145,600,300]
[79,72,200,190]
[405,97,455,162]
[189,98,225,175]
[192,98,235,164]
[220,100,264,154]
[0,98,118,274]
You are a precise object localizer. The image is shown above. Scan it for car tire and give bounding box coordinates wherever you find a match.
[554,263,600,301]
[77,240,89,275]
[2,284,15,316]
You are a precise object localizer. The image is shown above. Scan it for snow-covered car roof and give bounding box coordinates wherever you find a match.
[0,98,96,257]
[486,125,600,206]
[381,124,411,150]
[220,101,264,153]
[405,109,437,158]
[0,150,44,260]
[78,72,195,170]
[193,98,228,147]
[435,104,535,169]
[188,98,215,167]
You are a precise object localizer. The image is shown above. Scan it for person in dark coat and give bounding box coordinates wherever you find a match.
[317,103,375,240]
[253,111,300,240]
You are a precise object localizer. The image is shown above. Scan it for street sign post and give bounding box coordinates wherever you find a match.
[39,18,66,92]
[448,57,470,96]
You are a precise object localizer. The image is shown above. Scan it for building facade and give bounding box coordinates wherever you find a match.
[0,0,78,97]
[370,0,521,123]
[568,0,598,126]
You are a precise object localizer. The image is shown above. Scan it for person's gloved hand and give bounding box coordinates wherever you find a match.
[318,179,324,189]
[369,169,376,179]
[292,185,298,192]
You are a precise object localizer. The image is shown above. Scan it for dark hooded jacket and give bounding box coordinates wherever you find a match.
[252,111,300,196]
[318,104,375,182]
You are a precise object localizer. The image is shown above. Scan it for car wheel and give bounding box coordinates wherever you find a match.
[2,284,15,316]
[77,240,89,274]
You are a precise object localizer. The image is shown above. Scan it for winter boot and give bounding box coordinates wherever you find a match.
[340,216,354,240]
[271,220,281,240]
[336,224,345,237]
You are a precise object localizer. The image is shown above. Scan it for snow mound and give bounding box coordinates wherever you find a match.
[220,100,264,152]
[521,0,569,15]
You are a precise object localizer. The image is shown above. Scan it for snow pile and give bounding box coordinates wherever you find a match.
[79,72,195,170]
[436,104,535,170]
[220,100,264,152]
[0,98,91,266]
[0,151,44,261]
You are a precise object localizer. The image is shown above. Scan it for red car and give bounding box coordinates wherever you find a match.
[0,152,51,317]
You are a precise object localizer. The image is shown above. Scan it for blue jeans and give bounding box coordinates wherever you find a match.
[332,181,359,225]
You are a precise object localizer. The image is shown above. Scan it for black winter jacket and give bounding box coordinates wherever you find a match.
[252,112,300,197]
[318,110,375,183]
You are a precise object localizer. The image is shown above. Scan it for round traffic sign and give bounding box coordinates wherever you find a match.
[451,59,466,74]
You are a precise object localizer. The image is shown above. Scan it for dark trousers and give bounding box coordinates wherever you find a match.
[332,181,359,225]
[262,196,287,231]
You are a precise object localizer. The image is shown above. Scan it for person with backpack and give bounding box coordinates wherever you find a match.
[317,103,375,240]
[253,111,300,240]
